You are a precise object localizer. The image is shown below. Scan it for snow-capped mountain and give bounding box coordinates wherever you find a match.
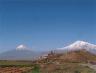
[1,41,96,60]
[16,44,30,51]
[58,41,96,53]
[0,44,47,60]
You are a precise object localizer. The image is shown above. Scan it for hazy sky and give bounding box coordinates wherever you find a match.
[0,0,96,52]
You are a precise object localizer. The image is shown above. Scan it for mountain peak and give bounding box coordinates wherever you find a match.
[69,40,90,47]
[74,40,88,44]
[58,40,96,51]
[16,44,29,51]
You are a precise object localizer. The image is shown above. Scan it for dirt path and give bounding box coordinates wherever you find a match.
[81,64,96,71]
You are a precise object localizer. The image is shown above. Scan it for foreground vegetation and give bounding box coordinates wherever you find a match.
[0,60,96,73]
[0,50,96,73]
[0,60,37,73]
[40,63,96,73]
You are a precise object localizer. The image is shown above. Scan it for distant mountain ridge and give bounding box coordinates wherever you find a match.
[57,41,96,54]
[0,41,96,60]
[0,50,46,60]
[0,44,47,60]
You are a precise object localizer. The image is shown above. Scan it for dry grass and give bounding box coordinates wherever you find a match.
[40,63,96,73]
[0,67,32,73]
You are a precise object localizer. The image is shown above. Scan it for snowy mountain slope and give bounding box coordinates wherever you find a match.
[58,41,96,54]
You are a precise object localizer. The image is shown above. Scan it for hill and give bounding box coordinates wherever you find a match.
[37,50,96,64]
[35,50,96,73]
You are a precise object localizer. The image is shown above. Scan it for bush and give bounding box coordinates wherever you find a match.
[74,70,81,73]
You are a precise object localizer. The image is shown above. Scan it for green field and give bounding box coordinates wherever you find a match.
[0,60,33,66]
[0,60,39,73]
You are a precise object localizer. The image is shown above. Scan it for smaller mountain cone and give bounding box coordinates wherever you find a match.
[16,44,30,51]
